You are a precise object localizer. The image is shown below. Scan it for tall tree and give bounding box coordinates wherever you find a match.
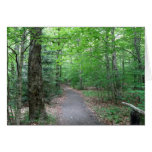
[104,28,111,98]
[16,30,26,125]
[111,27,120,103]
[28,27,45,121]
[134,27,143,85]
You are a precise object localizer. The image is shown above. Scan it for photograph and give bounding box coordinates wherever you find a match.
[7,27,145,125]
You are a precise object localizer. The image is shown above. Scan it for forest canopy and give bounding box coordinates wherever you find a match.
[7,27,145,125]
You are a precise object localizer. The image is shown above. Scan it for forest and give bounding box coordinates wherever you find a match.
[7,27,145,125]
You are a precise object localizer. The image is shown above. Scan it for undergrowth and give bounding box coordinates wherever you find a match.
[82,90,131,125]
[20,112,56,125]
[94,105,130,125]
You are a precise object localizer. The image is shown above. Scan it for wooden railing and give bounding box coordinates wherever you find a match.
[122,102,145,125]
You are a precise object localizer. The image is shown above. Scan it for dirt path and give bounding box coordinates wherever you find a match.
[59,86,104,125]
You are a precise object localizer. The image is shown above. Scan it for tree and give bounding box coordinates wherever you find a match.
[111,27,120,103]
[7,27,30,124]
[28,27,45,121]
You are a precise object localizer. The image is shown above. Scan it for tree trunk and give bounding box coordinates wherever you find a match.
[16,31,26,125]
[59,50,62,78]
[105,29,111,98]
[121,50,125,94]
[28,27,45,121]
[80,64,83,89]
[7,45,11,124]
[134,28,143,85]
[77,39,83,89]
[56,49,60,91]
[111,27,120,103]
[56,27,61,92]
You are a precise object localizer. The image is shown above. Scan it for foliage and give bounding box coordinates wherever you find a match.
[7,27,145,125]
[94,105,130,125]
[82,90,99,97]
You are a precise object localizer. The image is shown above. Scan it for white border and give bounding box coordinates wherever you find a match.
[0,0,152,152]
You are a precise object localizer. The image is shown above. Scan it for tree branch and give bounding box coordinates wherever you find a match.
[7,46,19,76]
[8,53,16,61]
[7,46,17,55]
[23,39,33,53]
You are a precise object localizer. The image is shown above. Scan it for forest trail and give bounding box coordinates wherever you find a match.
[59,86,104,125]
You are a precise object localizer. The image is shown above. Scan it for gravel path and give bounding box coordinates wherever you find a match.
[59,87,104,125]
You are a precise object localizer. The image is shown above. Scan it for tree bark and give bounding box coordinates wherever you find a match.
[28,27,45,121]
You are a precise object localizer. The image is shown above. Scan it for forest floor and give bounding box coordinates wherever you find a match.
[20,85,103,125]
[20,94,65,125]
